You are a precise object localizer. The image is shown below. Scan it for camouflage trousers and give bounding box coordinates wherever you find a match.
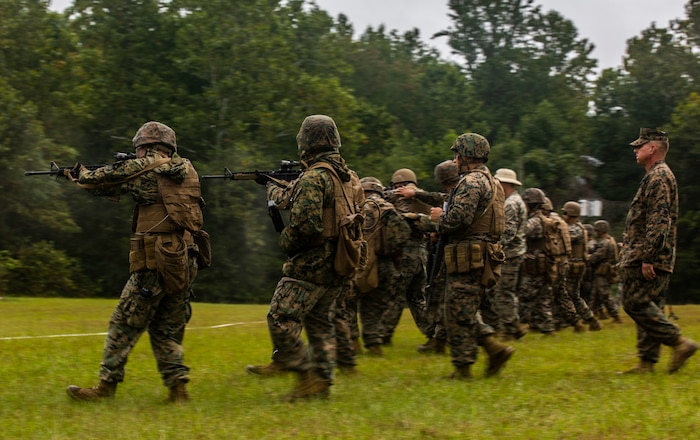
[380,245,431,341]
[590,276,620,318]
[563,275,595,322]
[551,266,579,327]
[481,256,523,334]
[100,254,197,388]
[334,284,357,369]
[358,257,402,347]
[518,273,554,333]
[621,267,680,363]
[424,276,447,341]
[268,276,342,382]
[444,269,489,367]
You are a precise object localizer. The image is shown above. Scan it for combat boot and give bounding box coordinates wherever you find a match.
[587,317,603,331]
[245,360,290,377]
[669,336,700,374]
[597,310,609,320]
[66,380,117,402]
[352,338,363,355]
[168,379,190,403]
[366,344,383,356]
[611,315,623,324]
[618,360,654,375]
[447,365,472,380]
[417,338,446,354]
[285,370,330,402]
[481,336,515,377]
[573,320,587,333]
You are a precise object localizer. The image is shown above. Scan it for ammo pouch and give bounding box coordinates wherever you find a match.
[523,252,547,277]
[569,261,586,278]
[480,242,506,289]
[155,233,190,294]
[129,235,158,273]
[444,241,484,274]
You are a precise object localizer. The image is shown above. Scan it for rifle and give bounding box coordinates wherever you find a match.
[24,152,137,177]
[424,187,456,311]
[200,160,302,187]
[202,160,303,233]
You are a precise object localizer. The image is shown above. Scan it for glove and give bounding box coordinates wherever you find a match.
[254,172,270,185]
[67,162,83,179]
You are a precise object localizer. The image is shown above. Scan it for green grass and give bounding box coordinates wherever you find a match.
[1,297,699,439]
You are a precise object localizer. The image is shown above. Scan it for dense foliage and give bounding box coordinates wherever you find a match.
[2,0,700,303]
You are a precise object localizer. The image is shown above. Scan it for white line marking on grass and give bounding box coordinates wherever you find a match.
[0,320,266,341]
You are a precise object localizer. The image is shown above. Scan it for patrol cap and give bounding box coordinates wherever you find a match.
[630,128,668,147]
[494,168,521,186]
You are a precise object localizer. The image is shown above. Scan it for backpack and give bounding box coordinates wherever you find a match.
[310,162,367,278]
[354,199,382,294]
[540,213,571,258]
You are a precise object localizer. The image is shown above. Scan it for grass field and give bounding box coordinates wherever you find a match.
[1,297,699,440]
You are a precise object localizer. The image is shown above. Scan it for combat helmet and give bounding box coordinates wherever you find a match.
[391,168,417,186]
[521,188,546,205]
[450,133,490,163]
[132,121,177,152]
[562,201,581,217]
[434,160,460,186]
[360,176,384,194]
[593,220,609,233]
[543,197,554,212]
[296,115,341,154]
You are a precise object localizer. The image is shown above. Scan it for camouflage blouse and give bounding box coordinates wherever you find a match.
[620,160,678,272]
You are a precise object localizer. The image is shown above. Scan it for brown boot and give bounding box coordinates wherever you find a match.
[417,338,446,354]
[669,337,700,374]
[66,380,117,402]
[611,315,623,324]
[573,320,586,333]
[587,317,603,331]
[245,361,290,376]
[597,310,609,320]
[366,344,383,356]
[481,336,515,377]
[285,371,330,402]
[447,365,472,380]
[168,379,190,403]
[618,360,654,375]
[352,338,363,355]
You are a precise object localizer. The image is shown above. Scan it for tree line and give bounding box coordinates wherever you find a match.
[2,0,700,303]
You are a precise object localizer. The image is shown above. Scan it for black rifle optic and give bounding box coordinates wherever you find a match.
[201,160,304,233]
[24,152,137,177]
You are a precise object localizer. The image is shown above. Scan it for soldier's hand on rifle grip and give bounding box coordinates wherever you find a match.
[68,162,84,179]
[254,172,270,185]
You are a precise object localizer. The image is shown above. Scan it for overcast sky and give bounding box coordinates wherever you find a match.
[49,0,688,70]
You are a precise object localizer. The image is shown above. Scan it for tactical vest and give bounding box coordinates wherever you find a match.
[570,223,588,261]
[459,168,505,239]
[134,159,203,236]
[308,162,362,240]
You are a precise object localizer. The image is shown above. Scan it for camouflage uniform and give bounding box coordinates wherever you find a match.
[548,211,579,329]
[588,232,621,320]
[620,157,680,362]
[66,121,203,402]
[257,115,363,399]
[357,191,411,349]
[519,209,555,334]
[382,182,432,343]
[437,165,503,368]
[483,189,527,336]
[562,220,597,324]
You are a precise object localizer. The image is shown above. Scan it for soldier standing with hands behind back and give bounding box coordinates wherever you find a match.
[619,128,698,374]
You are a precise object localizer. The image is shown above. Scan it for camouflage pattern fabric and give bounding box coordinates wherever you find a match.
[560,221,595,322]
[436,165,500,367]
[265,152,361,381]
[520,211,555,333]
[333,284,357,369]
[483,190,527,334]
[77,148,198,388]
[620,160,682,361]
[588,235,620,318]
[357,192,410,348]
[548,212,578,328]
